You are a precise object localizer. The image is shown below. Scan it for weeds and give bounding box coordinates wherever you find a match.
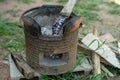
[57,0,68,3]
[0,0,5,2]
[108,9,120,15]
[0,19,25,53]
[44,0,53,2]
[106,2,120,15]
[105,2,120,8]
[22,0,33,4]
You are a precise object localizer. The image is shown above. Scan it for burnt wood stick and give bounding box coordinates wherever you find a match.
[11,54,35,79]
[52,0,77,36]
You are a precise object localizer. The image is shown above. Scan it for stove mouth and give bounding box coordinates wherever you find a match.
[40,53,68,67]
[44,53,63,60]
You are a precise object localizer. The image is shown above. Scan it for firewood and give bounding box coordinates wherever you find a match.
[118,42,120,54]
[9,55,24,80]
[11,54,35,79]
[92,27,101,75]
[77,43,112,66]
[82,33,120,69]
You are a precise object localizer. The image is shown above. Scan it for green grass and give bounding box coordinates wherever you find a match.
[72,0,104,36]
[105,1,120,15]
[57,0,68,3]
[0,0,5,2]
[105,2,120,8]
[22,0,33,3]
[41,73,107,80]
[44,0,53,2]
[108,9,120,15]
[0,19,25,53]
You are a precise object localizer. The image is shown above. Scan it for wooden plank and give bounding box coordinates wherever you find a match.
[77,43,112,66]
[11,54,35,79]
[77,43,93,55]
[61,0,77,16]
[10,54,42,80]
[9,55,24,80]
[92,27,101,75]
[118,42,120,54]
[82,33,120,69]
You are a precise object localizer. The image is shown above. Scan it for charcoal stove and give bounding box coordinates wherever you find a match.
[20,5,82,75]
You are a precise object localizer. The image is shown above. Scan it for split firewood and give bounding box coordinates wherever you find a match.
[118,42,120,54]
[11,54,35,79]
[77,43,112,66]
[81,33,120,69]
[101,64,114,77]
[78,42,120,59]
[9,55,24,80]
[92,27,101,75]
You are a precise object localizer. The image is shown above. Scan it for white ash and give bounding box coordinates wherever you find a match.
[41,25,53,36]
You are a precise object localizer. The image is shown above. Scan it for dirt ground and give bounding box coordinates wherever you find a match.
[0,0,58,20]
[0,0,120,80]
[0,49,9,80]
[90,3,120,40]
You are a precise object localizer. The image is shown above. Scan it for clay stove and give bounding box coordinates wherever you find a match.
[21,5,82,75]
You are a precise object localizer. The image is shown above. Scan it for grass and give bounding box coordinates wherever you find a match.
[105,2,120,8]
[0,0,5,2]
[105,2,120,15]
[0,19,25,53]
[44,0,53,2]
[108,9,120,15]
[72,0,103,36]
[57,0,68,3]
[22,0,33,3]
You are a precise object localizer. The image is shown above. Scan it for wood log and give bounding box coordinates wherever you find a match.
[11,54,35,79]
[118,42,120,54]
[77,43,93,55]
[82,33,120,69]
[77,43,112,66]
[92,27,101,75]
[78,42,120,59]
[9,55,24,80]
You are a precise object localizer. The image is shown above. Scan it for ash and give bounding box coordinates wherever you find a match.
[41,25,53,36]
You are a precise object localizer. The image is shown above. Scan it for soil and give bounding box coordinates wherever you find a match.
[0,0,120,80]
[0,49,9,80]
[0,0,58,20]
[90,3,120,40]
